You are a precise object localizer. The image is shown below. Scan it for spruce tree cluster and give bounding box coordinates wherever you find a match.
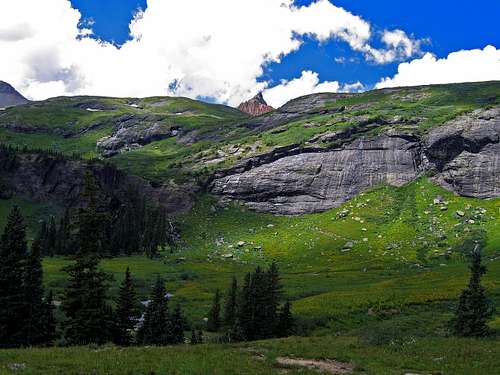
[0,206,56,348]
[114,267,142,346]
[61,172,115,345]
[207,263,295,342]
[35,174,175,258]
[137,276,186,345]
[451,246,496,336]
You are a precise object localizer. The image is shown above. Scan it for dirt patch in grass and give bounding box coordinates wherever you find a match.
[276,357,354,374]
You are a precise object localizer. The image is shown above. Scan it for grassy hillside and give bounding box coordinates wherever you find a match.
[1,83,500,373]
[31,178,499,330]
[1,82,499,183]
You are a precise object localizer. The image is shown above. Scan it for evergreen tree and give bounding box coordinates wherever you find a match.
[169,304,186,344]
[114,267,141,346]
[236,263,285,341]
[46,216,57,256]
[22,239,46,345]
[228,318,245,343]
[0,205,29,348]
[207,289,221,332]
[197,330,204,344]
[265,262,282,337]
[238,266,270,340]
[223,277,238,328]
[451,246,495,336]
[61,172,114,345]
[55,210,71,255]
[190,329,198,345]
[237,272,253,341]
[137,276,170,345]
[277,301,295,337]
[61,255,114,345]
[76,170,108,256]
[41,290,57,345]
[36,220,49,256]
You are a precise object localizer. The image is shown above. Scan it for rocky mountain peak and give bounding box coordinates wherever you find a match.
[237,92,274,116]
[0,81,29,108]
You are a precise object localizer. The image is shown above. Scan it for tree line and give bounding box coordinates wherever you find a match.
[2,162,494,348]
[206,263,295,342]
[35,174,174,258]
[0,172,296,347]
[0,184,187,347]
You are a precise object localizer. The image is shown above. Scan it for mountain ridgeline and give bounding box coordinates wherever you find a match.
[0,81,29,108]
[0,81,499,218]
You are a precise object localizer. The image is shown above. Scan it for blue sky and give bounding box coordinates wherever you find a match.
[2,0,499,105]
[70,0,500,90]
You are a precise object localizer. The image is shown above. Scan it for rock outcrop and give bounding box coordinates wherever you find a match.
[97,114,180,157]
[0,151,194,215]
[237,93,274,116]
[211,106,500,215]
[212,135,422,214]
[425,106,500,198]
[0,81,28,108]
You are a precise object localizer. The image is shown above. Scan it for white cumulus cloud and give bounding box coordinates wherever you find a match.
[376,45,500,88]
[0,0,421,105]
[263,70,363,107]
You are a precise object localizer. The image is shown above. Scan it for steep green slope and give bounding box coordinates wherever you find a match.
[34,178,500,328]
[1,82,499,183]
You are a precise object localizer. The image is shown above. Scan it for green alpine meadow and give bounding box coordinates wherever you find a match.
[1,1,500,372]
[0,79,499,374]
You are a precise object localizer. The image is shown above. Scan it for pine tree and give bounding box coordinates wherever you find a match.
[190,329,198,345]
[36,220,49,256]
[236,263,284,341]
[55,210,71,255]
[277,301,295,337]
[114,267,141,346]
[238,266,269,340]
[237,272,253,341]
[207,289,221,332]
[76,170,108,256]
[223,277,238,328]
[22,239,46,346]
[197,330,204,344]
[265,262,282,337]
[46,216,57,256]
[451,246,495,336]
[143,208,159,258]
[61,172,114,345]
[169,304,186,344]
[0,205,29,347]
[61,254,114,345]
[228,318,245,343]
[41,290,57,345]
[137,276,170,345]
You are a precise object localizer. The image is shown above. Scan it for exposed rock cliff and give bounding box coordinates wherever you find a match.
[96,114,180,157]
[212,106,500,215]
[237,93,274,116]
[0,81,28,108]
[0,151,194,215]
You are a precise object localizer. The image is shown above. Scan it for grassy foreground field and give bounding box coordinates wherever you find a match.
[1,177,500,373]
[0,335,499,375]
[37,178,500,324]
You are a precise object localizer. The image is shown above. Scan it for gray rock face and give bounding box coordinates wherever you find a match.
[0,81,28,108]
[425,107,500,198]
[212,106,500,214]
[0,152,194,215]
[97,114,179,157]
[212,136,421,214]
